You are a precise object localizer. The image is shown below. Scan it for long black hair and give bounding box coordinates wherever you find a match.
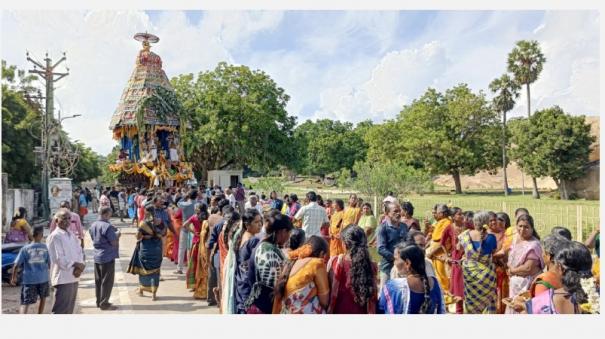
[275,235,328,300]
[288,228,306,250]
[233,208,261,251]
[551,226,572,241]
[554,241,593,304]
[195,203,209,221]
[264,212,294,244]
[396,244,435,314]
[222,211,242,250]
[341,225,376,307]
[12,207,27,222]
[496,212,511,229]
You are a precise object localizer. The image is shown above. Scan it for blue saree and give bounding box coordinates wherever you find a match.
[127,221,165,293]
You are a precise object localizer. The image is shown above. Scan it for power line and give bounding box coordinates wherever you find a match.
[25,50,69,219]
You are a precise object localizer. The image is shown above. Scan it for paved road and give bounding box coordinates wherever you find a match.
[2,213,219,314]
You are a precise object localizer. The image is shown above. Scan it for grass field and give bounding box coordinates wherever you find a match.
[269,181,600,242]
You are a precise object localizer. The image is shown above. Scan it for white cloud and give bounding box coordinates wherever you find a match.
[518,11,600,117]
[1,10,284,155]
[2,10,598,157]
[312,41,448,122]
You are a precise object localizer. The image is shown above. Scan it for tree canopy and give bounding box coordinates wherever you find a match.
[509,106,594,199]
[171,62,297,180]
[292,119,367,177]
[2,61,43,187]
[2,60,102,189]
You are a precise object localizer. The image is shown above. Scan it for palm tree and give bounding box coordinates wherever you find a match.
[507,40,546,199]
[489,74,520,196]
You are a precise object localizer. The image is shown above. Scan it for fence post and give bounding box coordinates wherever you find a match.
[374,195,378,217]
[576,205,583,242]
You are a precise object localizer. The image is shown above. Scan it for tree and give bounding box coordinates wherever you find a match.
[507,40,546,199]
[2,61,42,188]
[352,160,433,197]
[71,142,102,184]
[509,106,594,200]
[489,74,521,196]
[99,146,120,186]
[363,119,402,163]
[292,119,367,177]
[397,85,501,194]
[254,177,285,196]
[171,62,297,181]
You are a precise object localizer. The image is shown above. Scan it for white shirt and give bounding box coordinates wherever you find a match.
[294,202,329,237]
[245,201,263,214]
[47,227,85,286]
[227,194,237,207]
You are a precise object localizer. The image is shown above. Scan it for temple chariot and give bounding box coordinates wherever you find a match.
[108,33,193,188]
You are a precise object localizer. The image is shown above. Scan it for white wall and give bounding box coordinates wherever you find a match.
[3,188,35,233]
[207,170,242,188]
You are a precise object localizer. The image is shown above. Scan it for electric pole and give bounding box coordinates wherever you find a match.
[26,51,69,219]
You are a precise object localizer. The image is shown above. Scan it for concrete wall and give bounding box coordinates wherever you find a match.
[207,170,243,188]
[2,188,35,233]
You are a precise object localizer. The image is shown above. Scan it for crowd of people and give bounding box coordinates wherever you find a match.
[4,184,600,314]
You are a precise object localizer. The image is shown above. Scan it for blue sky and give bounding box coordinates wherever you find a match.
[1,10,599,155]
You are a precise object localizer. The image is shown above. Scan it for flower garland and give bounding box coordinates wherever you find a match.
[580,277,600,314]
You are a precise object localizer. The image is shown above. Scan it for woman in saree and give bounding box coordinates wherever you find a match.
[127,205,166,301]
[233,208,263,313]
[244,213,293,314]
[440,207,465,314]
[193,206,212,300]
[358,202,378,247]
[183,203,209,292]
[512,240,593,314]
[329,199,346,257]
[490,211,508,313]
[127,189,137,220]
[400,201,420,231]
[378,243,445,314]
[273,236,330,314]
[505,214,544,313]
[426,204,451,299]
[503,208,530,251]
[529,234,568,297]
[166,198,183,263]
[135,189,147,227]
[285,194,301,220]
[457,211,498,314]
[4,207,33,243]
[327,225,377,314]
[217,211,242,312]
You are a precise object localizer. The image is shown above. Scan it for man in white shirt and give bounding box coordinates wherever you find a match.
[294,191,329,237]
[245,195,263,215]
[225,188,237,208]
[47,208,85,314]
[49,200,85,248]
